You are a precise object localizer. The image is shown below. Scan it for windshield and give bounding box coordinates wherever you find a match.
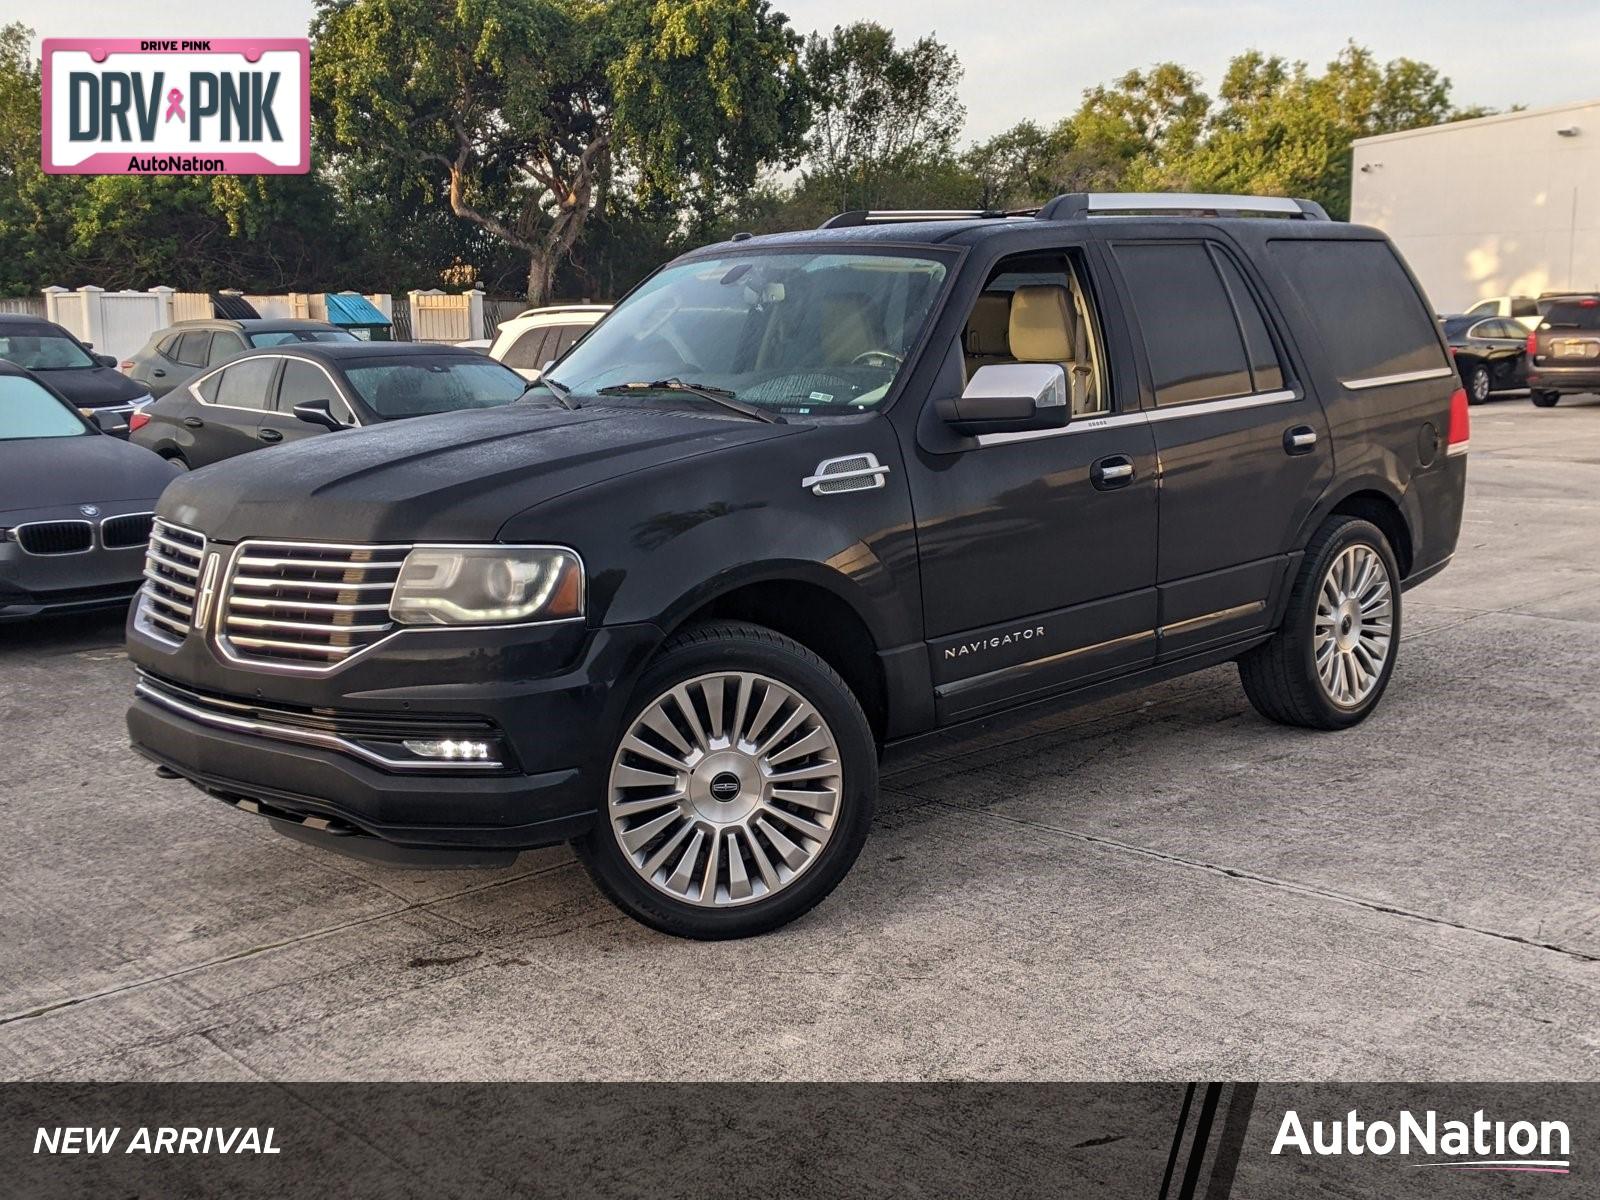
[0,375,90,439]
[0,330,95,371]
[249,329,360,348]
[341,356,529,419]
[546,249,951,416]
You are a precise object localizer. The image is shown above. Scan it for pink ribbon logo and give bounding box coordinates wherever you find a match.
[164,87,185,123]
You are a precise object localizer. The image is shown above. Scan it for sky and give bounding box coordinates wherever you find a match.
[17,0,1600,142]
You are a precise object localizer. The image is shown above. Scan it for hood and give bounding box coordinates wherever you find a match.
[159,401,799,543]
[0,433,179,518]
[30,365,149,408]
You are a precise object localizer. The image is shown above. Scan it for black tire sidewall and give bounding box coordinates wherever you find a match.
[1531,390,1560,408]
[576,624,877,939]
[1288,519,1403,728]
[1468,365,1490,404]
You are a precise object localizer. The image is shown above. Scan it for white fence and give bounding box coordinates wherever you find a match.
[408,289,484,343]
[37,285,409,360]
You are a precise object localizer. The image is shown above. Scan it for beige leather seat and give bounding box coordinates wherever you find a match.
[963,293,1012,381]
[819,293,882,363]
[1008,284,1096,414]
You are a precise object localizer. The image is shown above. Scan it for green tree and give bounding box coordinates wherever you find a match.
[311,0,809,304]
[800,21,965,211]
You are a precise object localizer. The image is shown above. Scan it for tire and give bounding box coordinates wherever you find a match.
[1466,364,1491,405]
[1239,517,1401,730]
[162,452,191,470]
[575,620,876,939]
[1531,390,1561,408]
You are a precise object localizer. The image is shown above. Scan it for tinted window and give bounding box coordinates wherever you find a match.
[1541,301,1600,330]
[1214,253,1285,392]
[276,358,354,422]
[503,326,555,370]
[174,331,212,367]
[248,329,359,347]
[342,357,527,418]
[1492,320,1525,339]
[158,333,181,357]
[210,358,279,410]
[0,328,95,370]
[1442,317,1474,339]
[0,375,89,439]
[1114,242,1252,405]
[1510,298,1539,317]
[1267,239,1447,382]
[206,332,244,366]
[554,324,585,357]
[1464,300,1496,317]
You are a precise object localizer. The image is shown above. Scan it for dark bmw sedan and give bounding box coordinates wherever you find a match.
[130,342,533,469]
[0,315,154,435]
[1442,314,1528,404]
[0,361,178,620]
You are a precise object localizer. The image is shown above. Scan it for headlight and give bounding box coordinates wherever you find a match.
[388,545,584,626]
[128,392,154,408]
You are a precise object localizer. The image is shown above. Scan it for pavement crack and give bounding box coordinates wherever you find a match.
[930,802,1600,966]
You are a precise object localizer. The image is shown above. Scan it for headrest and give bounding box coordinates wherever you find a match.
[821,293,878,361]
[1009,285,1074,363]
[965,294,1011,356]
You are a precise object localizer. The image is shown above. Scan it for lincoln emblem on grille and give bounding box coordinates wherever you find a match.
[193,551,223,630]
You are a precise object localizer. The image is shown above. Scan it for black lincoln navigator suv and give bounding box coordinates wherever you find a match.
[127,192,1468,939]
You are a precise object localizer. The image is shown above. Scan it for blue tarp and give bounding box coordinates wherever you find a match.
[324,292,391,328]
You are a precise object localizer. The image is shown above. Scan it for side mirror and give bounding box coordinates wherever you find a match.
[942,363,1069,436]
[292,399,347,431]
[93,353,117,368]
[88,409,127,435]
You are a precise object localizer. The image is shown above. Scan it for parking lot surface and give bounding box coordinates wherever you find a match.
[2,397,1598,1082]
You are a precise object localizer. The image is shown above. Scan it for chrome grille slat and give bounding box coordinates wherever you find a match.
[218,538,407,669]
[138,519,205,639]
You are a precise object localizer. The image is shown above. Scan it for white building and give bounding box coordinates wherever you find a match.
[1350,99,1600,314]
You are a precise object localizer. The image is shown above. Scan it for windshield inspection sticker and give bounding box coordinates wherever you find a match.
[808,391,834,402]
[42,39,309,174]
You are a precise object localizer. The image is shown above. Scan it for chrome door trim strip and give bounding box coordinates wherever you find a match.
[936,629,1156,698]
[974,389,1298,446]
[1158,601,1266,638]
[1143,389,1296,422]
[975,411,1145,447]
[133,678,505,772]
[1341,366,1455,391]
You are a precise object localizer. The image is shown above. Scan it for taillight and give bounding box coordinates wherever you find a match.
[128,411,151,432]
[118,360,134,372]
[1446,386,1469,456]
[1526,331,1538,357]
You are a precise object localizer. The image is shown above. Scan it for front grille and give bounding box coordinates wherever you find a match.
[218,539,408,668]
[15,521,92,555]
[141,520,205,637]
[102,512,155,549]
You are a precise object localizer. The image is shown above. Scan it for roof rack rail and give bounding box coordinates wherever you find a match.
[1036,192,1329,221]
[819,208,1033,229]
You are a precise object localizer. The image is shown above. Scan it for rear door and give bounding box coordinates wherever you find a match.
[1478,319,1529,388]
[146,330,210,396]
[1109,238,1332,658]
[186,356,283,465]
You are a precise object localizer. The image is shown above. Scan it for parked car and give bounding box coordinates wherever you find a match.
[1461,295,1542,331]
[1526,296,1600,407]
[488,304,610,379]
[0,315,154,436]
[123,319,358,398]
[0,361,177,619]
[130,342,533,468]
[126,191,1466,939]
[1443,315,1528,403]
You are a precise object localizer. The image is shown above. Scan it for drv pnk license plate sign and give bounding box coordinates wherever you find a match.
[42,39,309,175]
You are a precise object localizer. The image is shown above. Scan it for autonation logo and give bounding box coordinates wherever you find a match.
[1272,1108,1571,1174]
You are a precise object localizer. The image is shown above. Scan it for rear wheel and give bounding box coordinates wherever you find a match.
[161,452,190,470]
[1239,516,1400,730]
[1466,364,1491,404]
[575,621,876,939]
[1531,390,1561,408]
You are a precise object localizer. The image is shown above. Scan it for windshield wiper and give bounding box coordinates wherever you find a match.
[597,378,784,424]
[525,376,580,410]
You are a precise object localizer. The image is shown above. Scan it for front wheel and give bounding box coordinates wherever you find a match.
[1239,517,1401,730]
[575,621,876,939]
[1531,390,1561,408]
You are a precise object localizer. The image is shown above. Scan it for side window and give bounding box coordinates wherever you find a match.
[553,324,584,358]
[953,250,1108,415]
[1465,300,1496,318]
[174,331,212,367]
[193,370,221,403]
[1510,298,1538,318]
[1214,252,1285,393]
[503,326,555,370]
[1267,238,1449,383]
[206,332,244,366]
[276,358,354,423]
[1113,242,1252,405]
[157,333,181,359]
[210,358,279,411]
[1496,319,1525,339]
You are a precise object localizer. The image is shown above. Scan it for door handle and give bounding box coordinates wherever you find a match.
[1284,426,1318,455]
[151,368,166,378]
[1091,455,1135,490]
[182,416,203,428]
[258,428,283,443]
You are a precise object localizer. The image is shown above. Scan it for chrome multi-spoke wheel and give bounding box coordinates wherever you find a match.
[1313,543,1394,708]
[607,671,843,907]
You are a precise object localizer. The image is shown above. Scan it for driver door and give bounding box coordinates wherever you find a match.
[906,247,1160,722]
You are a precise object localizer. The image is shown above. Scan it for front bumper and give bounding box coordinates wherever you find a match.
[0,504,153,620]
[126,616,663,862]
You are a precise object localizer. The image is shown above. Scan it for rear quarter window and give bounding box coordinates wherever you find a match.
[1267,239,1448,384]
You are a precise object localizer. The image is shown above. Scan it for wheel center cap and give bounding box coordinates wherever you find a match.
[687,751,761,823]
[1336,599,1363,651]
[709,772,742,802]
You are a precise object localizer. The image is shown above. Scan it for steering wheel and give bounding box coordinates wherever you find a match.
[850,349,903,368]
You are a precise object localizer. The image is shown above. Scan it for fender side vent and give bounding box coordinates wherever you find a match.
[802,453,890,496]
